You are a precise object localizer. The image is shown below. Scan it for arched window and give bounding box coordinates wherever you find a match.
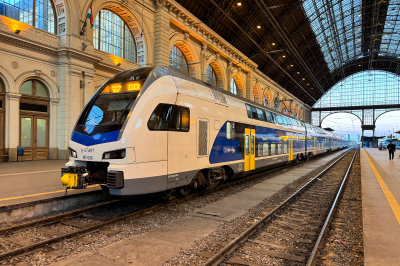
[274,97,279,111]
[169,46,189,75]
[264,91,271,107]
[253,88,260,103]
[93,9,137,62]
[0,0,56,34]
[20,80,48,98]
[231,78,238,95]
[206,65,217,87]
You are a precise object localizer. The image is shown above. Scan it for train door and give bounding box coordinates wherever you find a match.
[314,137,317,155]
[244,128,255,171]
[288,134,294,161]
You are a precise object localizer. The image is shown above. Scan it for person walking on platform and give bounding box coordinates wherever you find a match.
[387,141,396,161]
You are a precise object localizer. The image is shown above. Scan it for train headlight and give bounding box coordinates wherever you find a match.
[103,149,126,159]
[69,147,77,158]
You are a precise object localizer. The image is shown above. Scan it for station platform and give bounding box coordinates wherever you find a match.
[361,148,400,266]
[0,160,101,209]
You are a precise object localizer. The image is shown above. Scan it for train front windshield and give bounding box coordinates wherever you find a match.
[74,68,154,136]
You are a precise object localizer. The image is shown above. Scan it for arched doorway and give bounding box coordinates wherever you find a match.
[19,80,50,160]
[0,78,4,152]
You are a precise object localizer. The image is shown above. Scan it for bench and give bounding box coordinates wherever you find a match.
[0,149,9,162]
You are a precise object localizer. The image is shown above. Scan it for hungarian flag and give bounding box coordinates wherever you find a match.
[87,4,94,28]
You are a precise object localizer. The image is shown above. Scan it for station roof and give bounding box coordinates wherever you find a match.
[175,0,400,106]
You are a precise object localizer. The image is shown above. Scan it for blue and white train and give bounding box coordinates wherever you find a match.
[61,66,348,197]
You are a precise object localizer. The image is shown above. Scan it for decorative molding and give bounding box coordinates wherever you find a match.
[51,70,56,77]
[6,92,21,100]
[34,70,42,77]
[11,61,18,69]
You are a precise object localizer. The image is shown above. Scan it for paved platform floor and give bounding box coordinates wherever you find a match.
[361,148,400,266]
[53,150,348,266]
[0,160,100,207]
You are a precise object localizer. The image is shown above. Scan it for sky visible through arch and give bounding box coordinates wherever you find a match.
[315,70,400,141]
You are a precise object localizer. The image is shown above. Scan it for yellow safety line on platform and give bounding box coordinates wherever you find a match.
[363,149,400,226]
[0,185,99,202]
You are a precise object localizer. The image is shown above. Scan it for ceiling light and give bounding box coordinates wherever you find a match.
[302,78,305,80]
[237,2,242,6]
[307,83,309,85]
[358,28,361,30]
[290,65,293,67]
[388,23,392,25]
[282,55,286,58]
[358,64,361,66]
[358,14,361,17]
[311,88,314,90]
[272,43,275,46]
[297,72,300,74]
[257,25,261,29]
[386,34,389,37]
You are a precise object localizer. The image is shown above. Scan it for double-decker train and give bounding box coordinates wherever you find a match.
[61,66,348,197]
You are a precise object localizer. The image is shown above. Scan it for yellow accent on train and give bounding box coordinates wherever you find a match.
[61,173,78,189]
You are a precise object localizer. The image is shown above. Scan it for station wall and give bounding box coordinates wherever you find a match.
[0,0,311,161]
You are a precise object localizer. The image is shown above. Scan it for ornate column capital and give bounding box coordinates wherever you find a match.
[6,92,21,101]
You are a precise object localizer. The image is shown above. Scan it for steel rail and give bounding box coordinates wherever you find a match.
[202,147,355,266]
[0,200,120,235]
[306,148,358,266]
[0,148,348,262]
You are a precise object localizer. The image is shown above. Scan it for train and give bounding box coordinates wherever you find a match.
[60,66,349,197]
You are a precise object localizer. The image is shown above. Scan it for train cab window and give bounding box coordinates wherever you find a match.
[277,143,282,155]
[256,108,265,120]
[264,111,274,123]
[226,121,235,140]
[270,143,276,155]
[148,104,190,132]
[263,143,270,156]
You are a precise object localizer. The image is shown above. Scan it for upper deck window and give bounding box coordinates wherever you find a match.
[206,65,217,87]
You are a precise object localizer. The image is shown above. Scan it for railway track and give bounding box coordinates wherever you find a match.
[0,148,350,263]
[201,147,358,266]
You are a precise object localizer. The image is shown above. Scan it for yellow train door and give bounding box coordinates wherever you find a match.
[288,135,294,161]
[314,137,317,155]
[244,128,256,171]
[250,129,255,170]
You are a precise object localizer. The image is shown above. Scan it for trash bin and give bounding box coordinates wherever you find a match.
[17,147,24,157]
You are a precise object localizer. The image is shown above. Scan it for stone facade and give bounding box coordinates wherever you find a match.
[0,0,311,161]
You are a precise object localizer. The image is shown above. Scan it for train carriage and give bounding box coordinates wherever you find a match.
[61,66,348,197]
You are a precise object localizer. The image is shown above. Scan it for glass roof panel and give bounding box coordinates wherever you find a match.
[380,2,400,58]
[313,70,400,109]
[303,0,363,72]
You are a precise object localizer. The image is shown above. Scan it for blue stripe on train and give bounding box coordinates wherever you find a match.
[71,130,120,146]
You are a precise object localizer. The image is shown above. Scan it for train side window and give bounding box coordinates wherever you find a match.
[263,143,270,156]
[277,143,282,155]
[250,106,258,119]
[258,143,263,157]
[148,104,189,132]
[264,111,274,123]
[283,143,288,154]
[246,104,252,118]
[276,115,283,125]
[256,108,265,121]
[270,143,276,155]
[251,135,255,155]
[226,121,235,140]
[245,135,249,155]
